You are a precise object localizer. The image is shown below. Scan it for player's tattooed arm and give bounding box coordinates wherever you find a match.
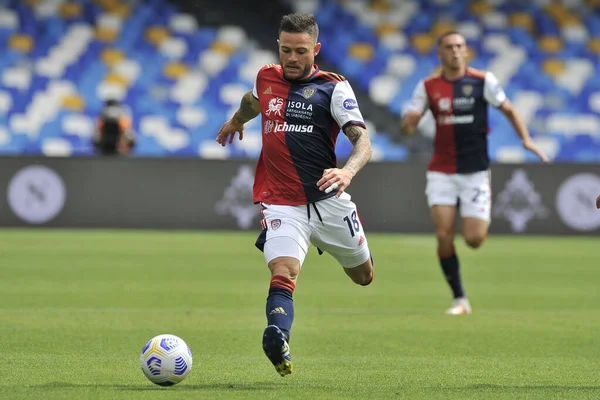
[232,91,261,126]
[343,125,372,177]
[216,91,260,146]
[318,124,371,196]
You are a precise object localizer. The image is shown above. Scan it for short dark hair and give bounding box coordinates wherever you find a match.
[279,13,319,42]
[437,31,464,46]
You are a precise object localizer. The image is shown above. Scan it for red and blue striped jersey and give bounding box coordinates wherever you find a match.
[406,67,507,174]
[251,64,366,205]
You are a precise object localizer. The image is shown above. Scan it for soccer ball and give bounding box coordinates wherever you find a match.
[140,334,193,386]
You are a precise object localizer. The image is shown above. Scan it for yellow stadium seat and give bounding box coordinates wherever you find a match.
[105,72,129,87]
[62,95,85,112]
[411,33,435,55]
[163,62,188,80]
[543,3,567,19]
[509,12,534,32]
[59,3,82,19]
[588,38,600,55]
[469,1,493,16]
[541,59,566,77]
[370,0,391,12]
[556,14,581,28]
[348,42,374,62]
[432,22,456,39]
[96,27,118,43]
[9,34,33,53]
[108,3,130,18]
[210,41,236,55]
[100,48,125,67]
[145,26,170,46]
[375,23,397,37]
[94,0,118,9]
[538,36,563,53]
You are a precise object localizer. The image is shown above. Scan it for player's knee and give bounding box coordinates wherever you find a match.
[464,233,486,249]
[435,229,454,246]
[355,270,373,286]
[346,261,374,286]
[268,258,300,281]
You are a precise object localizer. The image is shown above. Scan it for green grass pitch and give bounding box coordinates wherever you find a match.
[0,229,599,399]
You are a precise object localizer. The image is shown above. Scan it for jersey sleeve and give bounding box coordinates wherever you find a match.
[403,79,428,113]
[252,65,270,100]
[483,71,507,107]
[252,76,259,100]
[330,80,366,130]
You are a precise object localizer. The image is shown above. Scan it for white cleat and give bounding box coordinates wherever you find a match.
[445,297,472,315]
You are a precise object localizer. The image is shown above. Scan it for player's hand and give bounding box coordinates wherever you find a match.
[596,194,600,209]
[216,119,244,147]
[522,138,549,163]
[400,110,424,136]
[317,168,354,198]
[404,110,424,119]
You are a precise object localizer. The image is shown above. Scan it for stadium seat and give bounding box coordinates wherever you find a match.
[0,0,596,162]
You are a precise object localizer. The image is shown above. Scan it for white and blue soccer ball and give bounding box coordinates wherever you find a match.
[140,334,193,386]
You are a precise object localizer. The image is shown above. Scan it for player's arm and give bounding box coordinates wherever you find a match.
[318,80,372,197]
[216,90,260,146]
[484,70,549,163]
[343,124,372,178]
[318,124,372,197]
[497,99,548,162]
[400,111,424,136]
[400,80,427,136]
[233,90,261,127]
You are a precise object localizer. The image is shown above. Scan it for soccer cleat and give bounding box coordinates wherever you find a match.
[445,297,472,315]
[262,325,293,377]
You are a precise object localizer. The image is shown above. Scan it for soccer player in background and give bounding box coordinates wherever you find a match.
[401,32,549,315]
[216,13,375,376]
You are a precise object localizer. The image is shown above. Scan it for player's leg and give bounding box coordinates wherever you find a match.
[265,254,301,343]
[426,172,469,314]
[458,170,492,249]
[461,217,489,249]
[309,193,374,286]
[262,253,300,377]
[430,204,467,306]
[342,254,374,286]
[257,204,310,376]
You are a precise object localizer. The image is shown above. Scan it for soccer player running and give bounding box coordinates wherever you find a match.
[401,32,549,315]
[216,13,375,376]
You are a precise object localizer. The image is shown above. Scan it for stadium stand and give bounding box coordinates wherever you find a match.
[0,0,598,162]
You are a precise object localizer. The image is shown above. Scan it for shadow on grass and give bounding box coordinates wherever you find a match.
[33,381,281,391]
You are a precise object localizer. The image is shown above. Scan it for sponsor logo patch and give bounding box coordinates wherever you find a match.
[343,98,358,110]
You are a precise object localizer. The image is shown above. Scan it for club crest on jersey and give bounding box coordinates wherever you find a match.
[266,97,284,117]
[270,219,281,230]
[438,98,451,112]
[343,98,358,110]
[462,85,473,96]
[302,87,316,99]
[264,120,274,134]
